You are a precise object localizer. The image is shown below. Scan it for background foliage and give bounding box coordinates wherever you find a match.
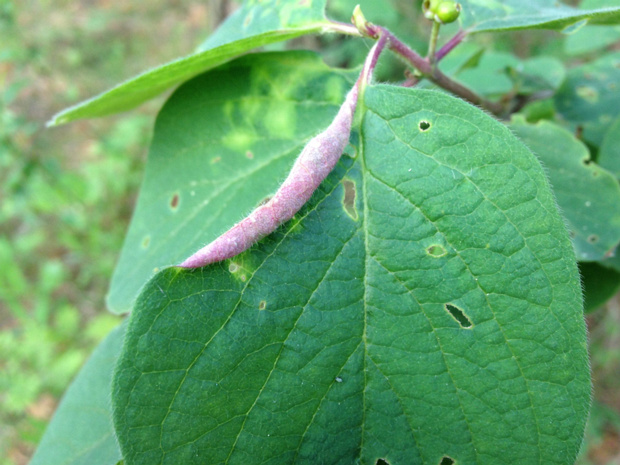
[1,0,620,464]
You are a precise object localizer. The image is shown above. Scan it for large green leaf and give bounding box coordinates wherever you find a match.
[30,322,125,465]
[47,0,330,126]
[510,117,620,262]
[113,84,590,464]
[459,0,620,34]
[555,52,620,146]
[106,52,357,314]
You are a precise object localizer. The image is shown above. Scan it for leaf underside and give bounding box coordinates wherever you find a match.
[47,0,330,126]
[460,0,620,33]
[113,67,590,465]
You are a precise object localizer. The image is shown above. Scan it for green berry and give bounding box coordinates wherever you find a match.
[435,1,461,24]
[422,0,442,19]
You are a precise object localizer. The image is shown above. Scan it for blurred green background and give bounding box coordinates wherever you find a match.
[0,1,618,464]
[0,1,225,463]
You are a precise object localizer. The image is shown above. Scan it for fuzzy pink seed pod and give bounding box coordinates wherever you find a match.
[179,84,359,268]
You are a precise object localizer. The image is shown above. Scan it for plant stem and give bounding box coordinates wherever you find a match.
[436,29,466,61]
[427,21,441,66]
[376,26,503,115]
[326,21,504,116]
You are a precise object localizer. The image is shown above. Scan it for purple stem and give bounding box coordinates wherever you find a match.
[369,25,502,115]
[436,29,467,62]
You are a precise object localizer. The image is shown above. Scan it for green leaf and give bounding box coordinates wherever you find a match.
[510,117,620,262]
[113,85,590,464]
[579,262,620,312]
[47,0,330,126]
[30,322,125,465]
[459,0,620,34]
[455,52,564,98]
[599,114,620,178]
[456,51,520,97]
[196,0,327,51]
[555,52,620,146]
[106,52,357,313]
[565,0,620,56]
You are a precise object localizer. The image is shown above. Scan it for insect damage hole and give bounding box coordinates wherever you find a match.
[258,300,267,310]
[445,303,473,329]
[419,120,431,131]
[376,459,390,465]
[439,457,455,465]
[342,179,358,220]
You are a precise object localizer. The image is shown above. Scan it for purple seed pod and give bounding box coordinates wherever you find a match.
[179,39,386,269]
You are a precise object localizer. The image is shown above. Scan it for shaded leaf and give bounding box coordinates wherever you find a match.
[47,0,331,126]
[460,0,620,34]
[29,322,125,465]
[113,84,590,464]
[510,117,620,261]
[456,51,564,99]
[555,52,620,146]
[106,52,357,313]
[580,262,620,312]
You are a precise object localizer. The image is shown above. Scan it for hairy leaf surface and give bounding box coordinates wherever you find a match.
[510,118,620,261]
[459,0,620,33]
[47,0,330,126]
[30,323,125,465]
[113,81,590,464]
[106,52,356,313]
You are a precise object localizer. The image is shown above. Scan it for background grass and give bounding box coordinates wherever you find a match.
[0,1,618,464]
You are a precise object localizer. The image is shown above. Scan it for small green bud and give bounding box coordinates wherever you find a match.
[435,1,461,24]
[422,0,442,19]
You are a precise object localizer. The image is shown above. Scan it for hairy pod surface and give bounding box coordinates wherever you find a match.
[179,84,359,268]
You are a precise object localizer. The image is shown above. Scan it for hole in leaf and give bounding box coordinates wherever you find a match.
[342,179,358,220]
[445,304,473,328]
[376,460,390,465]
[439,457,455,465]
[426,244,447,257]
[170,194,179,210]
[419,120,431,131]
[258,300,266,310]
[582,158,592,166]
[587,234,599,244]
